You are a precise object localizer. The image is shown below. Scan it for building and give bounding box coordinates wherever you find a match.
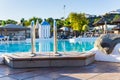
[0,24,30,40]
[109,9,120,14]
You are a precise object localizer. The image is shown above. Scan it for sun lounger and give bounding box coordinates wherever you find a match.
[0,36,9,41]
[0,36,4,41]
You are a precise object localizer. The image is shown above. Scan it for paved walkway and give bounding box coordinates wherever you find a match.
[0,61,120,80]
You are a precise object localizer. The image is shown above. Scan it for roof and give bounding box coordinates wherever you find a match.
[41,21,50,25]
[112,17,120,24]
[93,14,119,26]
[60,27,69,31]
[93,18,108,26]
[4,24,25,28]
[0,24,29,30]
[112,25,120,30]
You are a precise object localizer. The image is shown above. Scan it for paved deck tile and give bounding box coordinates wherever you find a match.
[0,61,120,80]
[88,73,120,80]
[0,77,16,80]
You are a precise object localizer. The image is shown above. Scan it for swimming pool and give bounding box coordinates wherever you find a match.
[0,40,95,54]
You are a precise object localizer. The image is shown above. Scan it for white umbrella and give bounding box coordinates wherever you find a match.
[60,27,69,31]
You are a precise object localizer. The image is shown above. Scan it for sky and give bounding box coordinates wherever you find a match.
[0,0,120,21]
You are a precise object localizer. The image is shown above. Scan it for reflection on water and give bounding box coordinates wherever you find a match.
[57,40,94,52]
[0,40,94,53]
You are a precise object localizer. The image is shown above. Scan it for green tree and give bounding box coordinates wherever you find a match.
[67,12,89,33]
[113,14,120,21]
[6,19,17,24]
[0,20,2,25]
[2,20,6,26]
[46,18,54,27]
[24,20,30,27]
[82,24,89,32]
[56,19,64,29]
[64,19,71,27]
[29,17,42,24]
[20,18,25,26]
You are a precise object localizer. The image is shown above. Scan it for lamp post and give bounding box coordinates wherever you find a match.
[31,20,36,56]
[63,5,66,19]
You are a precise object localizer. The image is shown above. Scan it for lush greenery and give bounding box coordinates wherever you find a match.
[20,17,42,27]
[0,12,120,35]
[113,14,120,21]
[88,15,101,27]
[0,19,17,26]
[67,12,89,32]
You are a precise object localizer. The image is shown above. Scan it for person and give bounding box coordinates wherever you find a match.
[9,34,14,41]
[104,21,107,34]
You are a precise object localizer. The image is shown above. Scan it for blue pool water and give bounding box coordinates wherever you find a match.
[0,40,94,54]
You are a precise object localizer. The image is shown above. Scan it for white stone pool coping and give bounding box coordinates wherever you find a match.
[90,43,120,62]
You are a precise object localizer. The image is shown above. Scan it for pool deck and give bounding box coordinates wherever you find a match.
[3,52,94,68]
[0,61,120,80]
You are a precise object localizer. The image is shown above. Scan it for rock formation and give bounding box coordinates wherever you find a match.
[94,34,120,54]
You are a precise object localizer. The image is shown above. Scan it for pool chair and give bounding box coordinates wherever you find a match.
[0,36,5,41]
[4,36,9,41]
[0,36,9,41]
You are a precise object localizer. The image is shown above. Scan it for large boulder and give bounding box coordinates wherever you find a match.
[94,34,120,54]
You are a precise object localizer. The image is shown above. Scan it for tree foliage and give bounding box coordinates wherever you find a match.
[6,19,17,24]
[67,12,89,32]
[24,20,30,27]
[2,20,6,26]
[20,18,25,26]
[64,19,71,27]
[20,17,42,27]
[56,19,64,29]
[20,18,30,27]
[82,24,89,31]
[113,14,120,21]
[46,18,54,27]
[29,17,42,25]
[0,19,17,26]
[0,20,2,25]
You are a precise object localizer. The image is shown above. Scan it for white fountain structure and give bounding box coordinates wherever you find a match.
[39,19,50,39]
[38,20,51,52]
